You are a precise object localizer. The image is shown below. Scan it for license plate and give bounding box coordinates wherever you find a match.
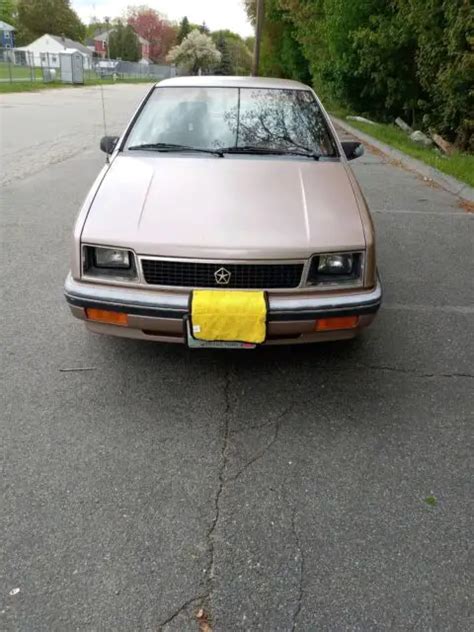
[186,319,256,349]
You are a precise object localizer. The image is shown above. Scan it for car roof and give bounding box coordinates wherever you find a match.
[157,75,312,91]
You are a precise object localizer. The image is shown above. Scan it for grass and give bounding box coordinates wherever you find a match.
[333,113,474,188]
[0,81,62,93]
[0,76,156,93]
[0,61,43,80]
[424,495,437,507]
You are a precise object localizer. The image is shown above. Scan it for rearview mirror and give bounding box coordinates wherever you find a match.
[100,136,119,154]
[341,141,364,161]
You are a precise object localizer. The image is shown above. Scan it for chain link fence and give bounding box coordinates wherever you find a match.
[0,48,183,84]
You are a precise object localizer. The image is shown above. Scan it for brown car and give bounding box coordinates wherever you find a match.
[65,76,381,347]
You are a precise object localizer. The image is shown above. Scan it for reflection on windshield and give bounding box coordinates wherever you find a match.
[125,87,338,157]
[226,89,336,155]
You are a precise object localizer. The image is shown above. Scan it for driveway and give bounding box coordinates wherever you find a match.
[1,85,473,631]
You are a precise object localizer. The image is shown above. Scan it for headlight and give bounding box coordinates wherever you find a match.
[318,254,354,275]
[307,252,362,285]
[82,246,138,280]
[94,247,130,269]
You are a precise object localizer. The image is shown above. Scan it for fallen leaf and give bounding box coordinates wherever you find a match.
[195,607,212,632]
[459,199,474,214]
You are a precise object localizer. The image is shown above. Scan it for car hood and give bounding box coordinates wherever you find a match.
[82,154,366,259]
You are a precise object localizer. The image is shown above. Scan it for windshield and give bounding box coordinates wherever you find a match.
[125,86,338,157]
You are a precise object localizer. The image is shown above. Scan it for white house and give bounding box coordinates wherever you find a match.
[15,34,93,69]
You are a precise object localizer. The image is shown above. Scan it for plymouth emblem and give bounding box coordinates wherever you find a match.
[214,267,231,285]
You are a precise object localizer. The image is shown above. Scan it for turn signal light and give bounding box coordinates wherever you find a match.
[85,308,129,326]
[314,316,359,331]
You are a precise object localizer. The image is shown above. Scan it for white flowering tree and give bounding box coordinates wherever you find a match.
[167,29,221,74]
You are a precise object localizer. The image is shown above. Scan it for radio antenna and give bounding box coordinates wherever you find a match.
[99,82,109,162]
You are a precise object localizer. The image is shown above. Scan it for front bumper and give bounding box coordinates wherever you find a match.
[64,273,382,345]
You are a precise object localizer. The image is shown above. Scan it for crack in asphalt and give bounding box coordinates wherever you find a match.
[208,366,232,579]
[290,509,305,632]
[373,209,470,216]
[196,365,234,628]
[159,369,233,630]
[357,363,474,379]
[226,405,294,483]
[158,594,207,630]
[158,357,468,630]
[382,302,474,315]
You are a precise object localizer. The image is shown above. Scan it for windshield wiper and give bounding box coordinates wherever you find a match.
[218,145,320,160]
[128,143,224,157]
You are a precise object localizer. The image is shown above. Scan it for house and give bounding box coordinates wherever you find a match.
[91,29,150,62]
[90,30,109,58]
[0,20,15,48]
[15,34,93,69]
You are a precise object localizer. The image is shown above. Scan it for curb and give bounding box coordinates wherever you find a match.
[332,117,474,204]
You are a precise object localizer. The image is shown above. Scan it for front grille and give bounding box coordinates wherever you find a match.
[141,259,304,289]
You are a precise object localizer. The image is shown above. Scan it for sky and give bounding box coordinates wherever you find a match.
[71,0,255,37]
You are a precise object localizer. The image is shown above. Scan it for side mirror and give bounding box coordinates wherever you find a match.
[100,136,119,154]
[341,141,364,161]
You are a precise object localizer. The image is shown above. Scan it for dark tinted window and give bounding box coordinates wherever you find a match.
[126,86,338,157]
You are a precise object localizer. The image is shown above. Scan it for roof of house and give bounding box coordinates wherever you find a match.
[94,30,111,42]
[0,20,15,31]
[50,35,91,56]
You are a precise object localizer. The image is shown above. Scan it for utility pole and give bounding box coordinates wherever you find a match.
[252,0,265,76]
[104,16,110,60]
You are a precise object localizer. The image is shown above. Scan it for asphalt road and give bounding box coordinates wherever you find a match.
[1,85,473,632]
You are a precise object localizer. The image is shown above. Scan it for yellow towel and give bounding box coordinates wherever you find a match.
[191,290,267,344]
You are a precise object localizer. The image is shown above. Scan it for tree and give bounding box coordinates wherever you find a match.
[211,30,252,75]
[211,29,246,44]
[214,34,233,75]
[167,29,221,74]
[85,19,109,39]
[199,21,209,35]
[127,5,176,62]
[108,22,140,61]
[228,38,253,75]
[177,16,190,43]
[244,0,310,83]
[17,0,85,42]
[396,0,473,149]
[243,0,473,150]
[245,35,255,52]
[0,0,16,24]
[351,7,421,122]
